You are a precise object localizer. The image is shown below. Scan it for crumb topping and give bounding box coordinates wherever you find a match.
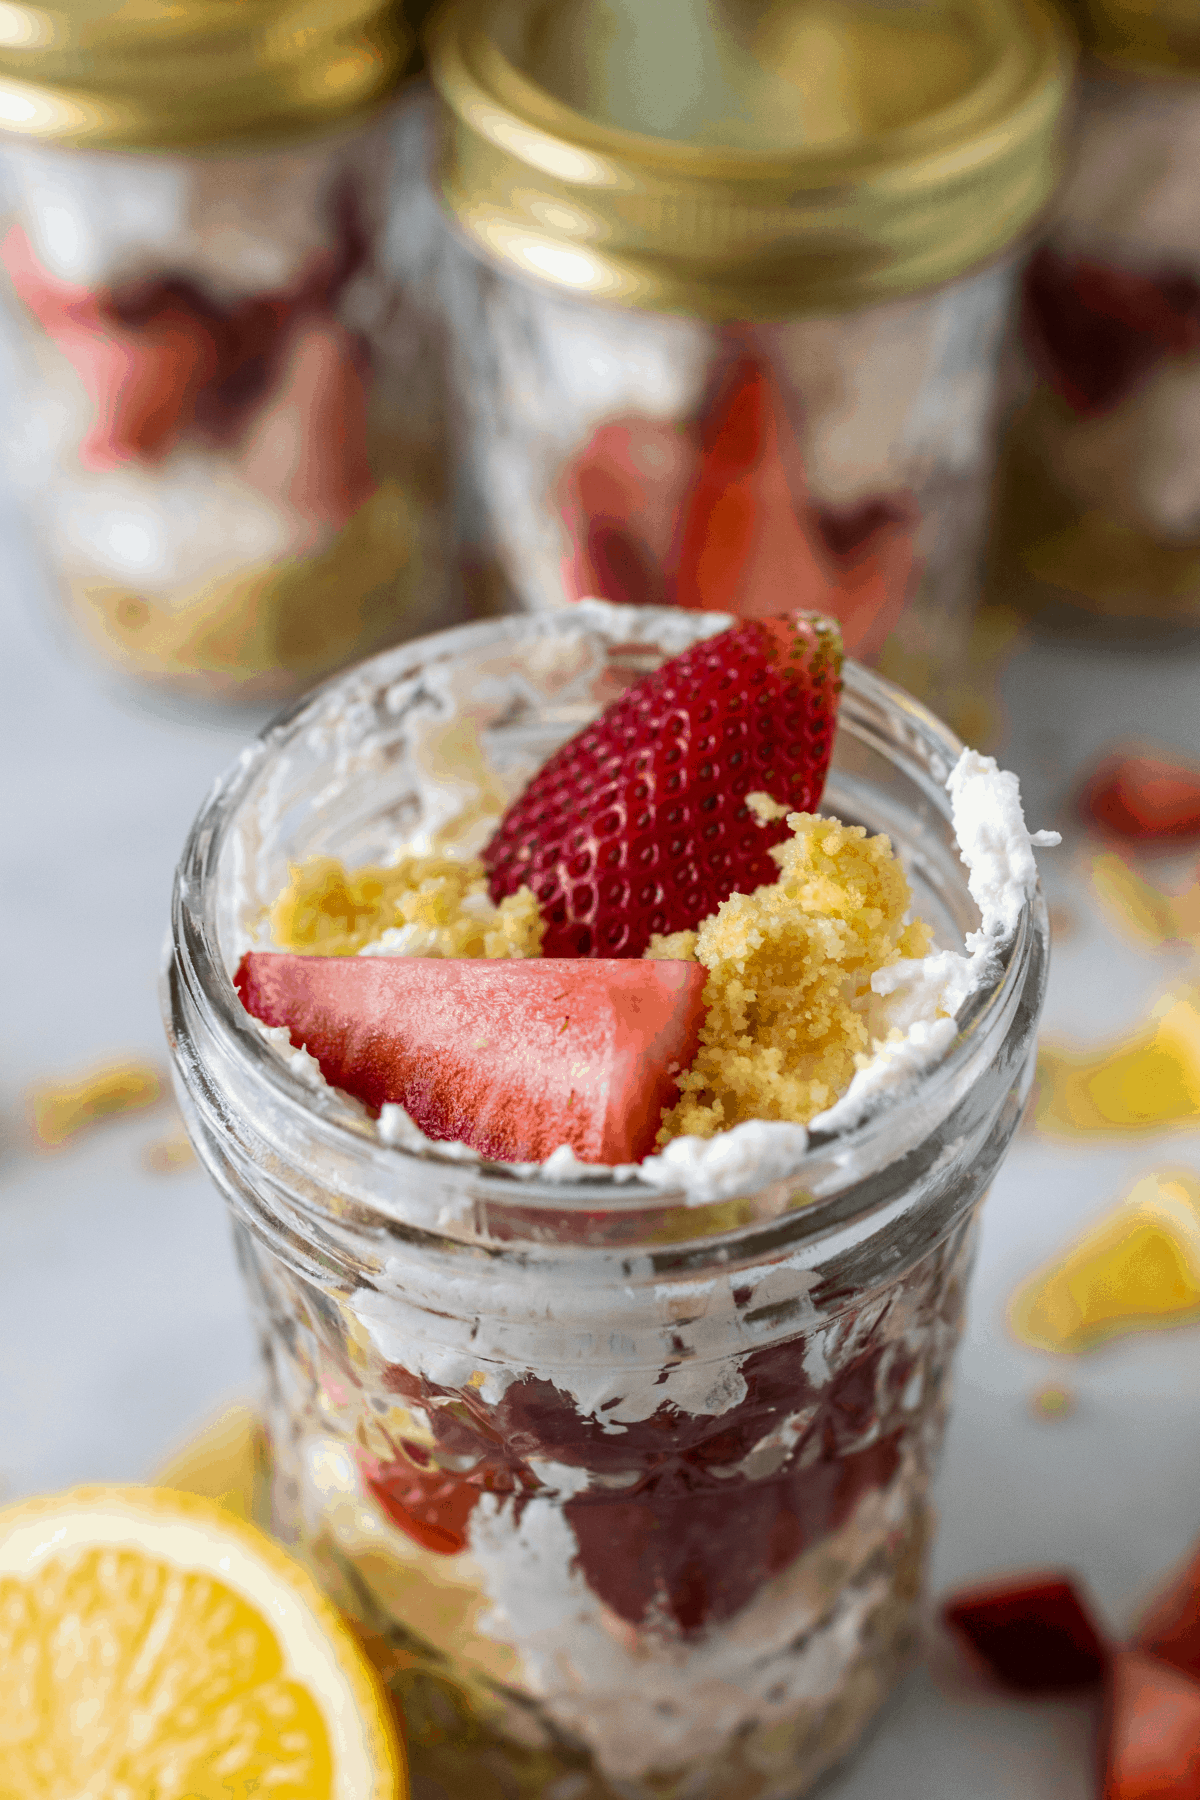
[267,804,933,1145]
[648,809,933,1142]
[270,855,543,960]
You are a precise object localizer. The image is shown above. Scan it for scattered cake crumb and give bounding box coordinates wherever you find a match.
[650,811,933,1142]
[270,854,543,959]
[27,1058,164,1149]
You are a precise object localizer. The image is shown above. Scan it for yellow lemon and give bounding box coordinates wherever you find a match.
[0,1484,405,1799]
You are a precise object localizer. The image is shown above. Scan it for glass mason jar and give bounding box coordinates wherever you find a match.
[423,0,1070,707]
[165,605,1049,1800]
[0,0,455,705]
[991,0,1200,624]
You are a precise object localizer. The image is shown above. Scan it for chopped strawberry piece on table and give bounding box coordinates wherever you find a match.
[484,611,842,958]
[1136,1543,1200,1681]
[1080,751,1200,845]
[1103,1649,1200,1800]
[236,954,707,1164]
[941,1573,1109,1693]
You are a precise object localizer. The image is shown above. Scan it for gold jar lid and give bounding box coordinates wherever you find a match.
[1062,1,1200,73]
[0,0,415,149]
[430,0,1072,316]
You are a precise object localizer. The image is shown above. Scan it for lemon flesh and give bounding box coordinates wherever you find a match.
[0,1485,404,1800]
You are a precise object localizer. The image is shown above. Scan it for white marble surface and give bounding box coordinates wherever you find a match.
[3,511,1200,1797]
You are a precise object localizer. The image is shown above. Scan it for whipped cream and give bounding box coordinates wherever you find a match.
[462,1474,913,1782]
[251,1018,327,1091]
[296,1421,926,1787]
[807,748,1060,1140]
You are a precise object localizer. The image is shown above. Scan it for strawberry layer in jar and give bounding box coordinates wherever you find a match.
[424,0,1069,707]
[0,0,453,704]
[992,1,1200,623]
[165,606,1051,1800]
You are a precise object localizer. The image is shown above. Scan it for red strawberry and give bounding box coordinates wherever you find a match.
[1022,246,1200,418]
[1136,1542,1200,1680]
[1080,750,1200,846]
[483,612,842,958]
[1103,1649,1200,1800]
[941,1573,1109,1694]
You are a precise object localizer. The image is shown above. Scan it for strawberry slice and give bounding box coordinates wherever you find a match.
[941,1573,1109,1693]
[483,612,842,958]
[1022,246,1200,417]
[359,1449,483,1556]
[235,953,707,1164]
[1103,1649,1200,1800]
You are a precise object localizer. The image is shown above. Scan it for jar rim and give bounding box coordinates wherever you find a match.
[427,0,1073,314]
[0,0,414,151]
[168,605,1045,1247]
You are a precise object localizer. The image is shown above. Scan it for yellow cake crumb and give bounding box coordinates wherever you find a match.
[267,803,934,1147]
[270,855,543,960]
[652,811,933,1142]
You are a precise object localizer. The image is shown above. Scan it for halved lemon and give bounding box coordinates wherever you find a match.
[0,1484,405,1798]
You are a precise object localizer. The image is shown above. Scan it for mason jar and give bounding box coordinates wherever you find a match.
[422,0,1070,706]
[0,0,454,704]
[992,0,1200,623]
[165,605,1049,1799]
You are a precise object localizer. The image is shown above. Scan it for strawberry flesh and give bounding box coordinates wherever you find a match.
[941,1573,1109,1693]
[235,952,707,1164]
[483,612,842,958]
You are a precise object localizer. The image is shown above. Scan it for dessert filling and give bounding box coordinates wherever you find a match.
[263,800,934,1145]
[238,609,1055,1170]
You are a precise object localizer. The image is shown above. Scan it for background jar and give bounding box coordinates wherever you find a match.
[165,605,1049,1800]
[0,0,454,705]
[424,0,1070,712]
[991,0,1200,625]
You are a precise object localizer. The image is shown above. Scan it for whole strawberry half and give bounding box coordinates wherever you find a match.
[483,612,842,958]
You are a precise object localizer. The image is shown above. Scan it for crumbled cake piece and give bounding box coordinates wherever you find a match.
[267,805,934,1145]
[649,809,933,1141]
[270,855,543,960]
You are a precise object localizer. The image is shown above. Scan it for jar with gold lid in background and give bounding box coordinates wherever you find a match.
[0,0,455,704]
[422,0,1070,711]
[991,1,1200,626]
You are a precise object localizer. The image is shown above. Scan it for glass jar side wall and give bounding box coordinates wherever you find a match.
[230,1190,981,1800]
[435,235,1018,704]
[990,63,1200,625]
[164,605,1050,1800]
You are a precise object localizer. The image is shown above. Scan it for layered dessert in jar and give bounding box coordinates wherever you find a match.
[991,0,1200,622]
[165,603,1055,1799]
[420,0,1069,699]
[0,0,453,703]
